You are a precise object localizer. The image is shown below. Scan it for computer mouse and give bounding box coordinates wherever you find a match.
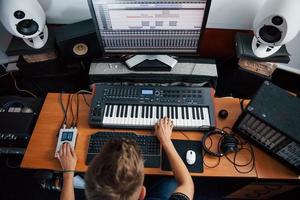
[186,150,196,166]
[218,109,228,119]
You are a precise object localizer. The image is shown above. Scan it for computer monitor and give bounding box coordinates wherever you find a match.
[88,0,211,70]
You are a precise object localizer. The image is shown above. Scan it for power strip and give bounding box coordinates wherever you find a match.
[54,127,77,157]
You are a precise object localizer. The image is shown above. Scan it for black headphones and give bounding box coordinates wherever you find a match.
[202,129,239,157]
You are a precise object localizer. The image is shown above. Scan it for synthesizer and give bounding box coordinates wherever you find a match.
[89,84,215,131]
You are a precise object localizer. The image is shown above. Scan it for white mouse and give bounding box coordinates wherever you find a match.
[186,150,196,165]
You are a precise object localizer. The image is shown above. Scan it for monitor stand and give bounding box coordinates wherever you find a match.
[125,55,178,71]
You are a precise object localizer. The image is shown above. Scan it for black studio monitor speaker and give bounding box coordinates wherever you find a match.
[55,19,102,63]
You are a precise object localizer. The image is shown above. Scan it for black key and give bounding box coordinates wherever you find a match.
[142,106,145,118]
[116,105,120,117]
[156,106,159,119]
[131,106,135,118]
[200,107,204,120]
[120,105,124,117]
[196,107,200,119]
[110,105,114,117]
[175,107,178,119]
[160,106,163,118]
[105,105,110,117]
[171,106,174,119]
[186,106,189,119]
[150,106,153,118]
[192,107,196,119]
[181,106,185,119]
[135,106,139,118]
[124,105,128,117]
[167,106,170,118]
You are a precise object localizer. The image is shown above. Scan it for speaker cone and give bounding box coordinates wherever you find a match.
[16,19,39,35]
[259,25,282,43]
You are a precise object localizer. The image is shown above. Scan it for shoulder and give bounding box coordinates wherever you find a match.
[169,192,190,200]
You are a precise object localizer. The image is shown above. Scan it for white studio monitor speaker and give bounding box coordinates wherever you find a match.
[252,0,300,58]
[0,0,48,49]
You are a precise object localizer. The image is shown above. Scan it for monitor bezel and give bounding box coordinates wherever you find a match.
[88,0,212,57]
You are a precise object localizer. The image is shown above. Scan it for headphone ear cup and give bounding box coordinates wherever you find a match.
[220,135,239,155]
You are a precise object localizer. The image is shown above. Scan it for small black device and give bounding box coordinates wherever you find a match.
[89,84,216,131]
[86,131,160,168]
[218,109,228,119]
[0,96,43,155]
[202,129,239,157]
[234,81,300,172]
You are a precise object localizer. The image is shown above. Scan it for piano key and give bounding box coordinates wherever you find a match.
[177,107,183,126]
[167,106,170,118]
[192,107,196,119]
[152,106,157,125]
[202,107,210,126]
[188,107,193,127]
[131,105,135,118]
[126,105,132,125]
[156,106,159,119]
[110,105,114,117]
[116,105,120,117]
[150,105,153,118]
[181,106,185,120]
[163,106,167,118]
[124,105,128,117]
[142,105,145,118]
[137,106,143,125]
[120,105,124,118]
[135,105,138,118]
[196,107,200,120]
[171,106,174,119]
[105,104,110,117]
[175,106,178,119]
[200,107,204,120]
[186,106,190,119]
[160,106,163,118]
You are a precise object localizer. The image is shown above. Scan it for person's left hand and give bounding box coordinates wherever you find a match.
[57,143,77,171]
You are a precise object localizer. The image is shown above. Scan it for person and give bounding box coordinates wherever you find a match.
[57,117,194,200]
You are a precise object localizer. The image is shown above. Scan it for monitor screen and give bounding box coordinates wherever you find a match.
[89,0,211,54]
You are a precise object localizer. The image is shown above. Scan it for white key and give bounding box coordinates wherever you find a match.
[119,105,125,125]
[172,107,177,127]
[151,106,156,125]
[197,107,203,127]
[177,107,183,127]
[194,107,202,128]
[102,105,108,124]
[182,107,188,127]
[202,107,210,127]
[163,106,167,118]
[137,106,143,126]
[110,105,118,125]
[126,105,132,125]
[188,107,193,127]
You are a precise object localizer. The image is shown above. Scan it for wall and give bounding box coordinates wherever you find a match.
[0,23,12,64]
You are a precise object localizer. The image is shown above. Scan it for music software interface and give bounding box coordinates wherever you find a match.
[92,0,208,53]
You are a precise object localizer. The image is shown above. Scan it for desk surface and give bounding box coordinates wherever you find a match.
[21,93,299,179]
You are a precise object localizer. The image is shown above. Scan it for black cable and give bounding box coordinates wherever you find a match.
[58,93,71,129]
[202,135,221,168]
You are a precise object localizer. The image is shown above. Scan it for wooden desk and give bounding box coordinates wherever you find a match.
[21,93,298,179]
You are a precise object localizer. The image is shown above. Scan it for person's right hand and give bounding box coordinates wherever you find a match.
[154,117,174,144]
[57,143,77,172]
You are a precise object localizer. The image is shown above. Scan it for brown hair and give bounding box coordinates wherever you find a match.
[85,139,144,200]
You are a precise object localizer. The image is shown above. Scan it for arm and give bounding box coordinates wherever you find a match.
[57,143,77,200]
[154,118,194,199]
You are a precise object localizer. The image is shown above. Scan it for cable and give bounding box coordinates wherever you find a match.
[82,94,90,107]
[0,73,9,79]
[58,93,71,129]
[202,135,221,168]
[202,128,255,173]
[10,72,38,98]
